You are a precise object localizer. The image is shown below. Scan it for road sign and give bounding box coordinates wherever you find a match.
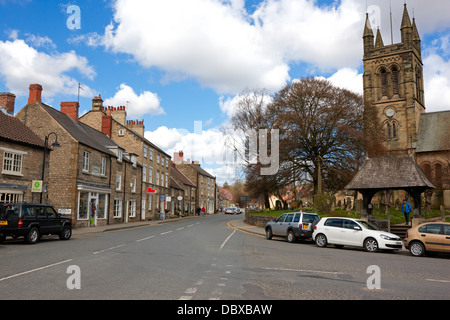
[148,187,156,193]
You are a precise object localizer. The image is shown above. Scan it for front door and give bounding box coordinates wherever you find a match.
[89,194,98,227]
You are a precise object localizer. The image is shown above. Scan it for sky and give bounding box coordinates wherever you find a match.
[0,0,449,185]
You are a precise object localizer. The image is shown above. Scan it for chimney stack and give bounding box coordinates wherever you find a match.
[0,92,16,114]
[28,84,43,104]
[60,101,80,122]
[92,95,103,111]
[102,115,113,137]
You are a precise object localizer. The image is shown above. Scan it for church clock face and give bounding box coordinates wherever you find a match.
[385,107,395,118]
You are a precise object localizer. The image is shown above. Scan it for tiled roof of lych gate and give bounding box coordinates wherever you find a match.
[0,109,45,149]
[345,155,435,191]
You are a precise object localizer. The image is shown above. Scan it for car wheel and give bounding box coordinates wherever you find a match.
[287,230,296,243]
[265,228,273,240]
[59,226,72,240]
[409,241,425,257]
[25,227,40,244]
[364,238,378,252]
[315,234,327,247]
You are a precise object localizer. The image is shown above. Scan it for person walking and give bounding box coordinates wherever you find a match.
[401,199,412,225]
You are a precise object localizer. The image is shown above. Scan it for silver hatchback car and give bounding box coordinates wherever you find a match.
[265,212,320,243]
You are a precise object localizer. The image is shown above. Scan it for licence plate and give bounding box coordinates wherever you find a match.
[396,242,402,246]
[303,224,309,230]
[0,221,7,226]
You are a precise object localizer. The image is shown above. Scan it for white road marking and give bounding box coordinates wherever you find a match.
[136,236,155,242]
[220,230,237,250]
[160,231,173,235]
[93,244,125,255]
[426,279,450,283]
[0,259,73,282]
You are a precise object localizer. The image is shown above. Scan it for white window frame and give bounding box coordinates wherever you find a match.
[101,157,107,176]
[113,198,122,218]
[116,174,122,191]
[129,199,136,218]
[131,177,136,193]
[2,150,24,176]
[143,165,147,182]
[83,151,90,172]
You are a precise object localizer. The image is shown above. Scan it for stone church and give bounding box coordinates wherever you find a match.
[362,4,449,209]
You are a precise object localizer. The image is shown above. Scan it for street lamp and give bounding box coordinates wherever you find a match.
[40,132,61,203]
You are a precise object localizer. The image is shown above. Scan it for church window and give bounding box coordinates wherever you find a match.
[381,68,388,97]
[392,122,397,138]
[386,123,392,139]
[392,67,399,95]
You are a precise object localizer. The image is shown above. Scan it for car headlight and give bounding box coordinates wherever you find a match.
[380,234,398,240]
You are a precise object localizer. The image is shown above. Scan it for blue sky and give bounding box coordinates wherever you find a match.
[1,0,449,184]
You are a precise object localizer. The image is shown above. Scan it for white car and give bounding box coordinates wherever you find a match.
[312,217,402,252]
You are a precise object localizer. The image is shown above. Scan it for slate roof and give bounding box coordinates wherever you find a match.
[345,155,435,190]
[40,103,118,156]
[416,111,450,153]
[187,163,215,179]
[170,164,196,187]
[0,108,45,149]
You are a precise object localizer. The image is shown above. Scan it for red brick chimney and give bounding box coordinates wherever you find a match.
[102,115,113,137]
[28,84,43,104]
[0,92,16,114]
[60,102,79,122]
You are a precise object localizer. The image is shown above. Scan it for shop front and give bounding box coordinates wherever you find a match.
[77,183,111,228]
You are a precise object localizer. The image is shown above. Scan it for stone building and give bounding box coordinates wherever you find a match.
[79,96,171,220]
[0,93,46,204]
[362,4,449,209]
[174,151,216,214]
[170,161,196,215]
[15,84,142,228]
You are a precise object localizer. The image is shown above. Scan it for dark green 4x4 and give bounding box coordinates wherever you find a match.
[0,203,72,244]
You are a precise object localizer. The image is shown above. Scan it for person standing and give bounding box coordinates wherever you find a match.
[401,199,412,225]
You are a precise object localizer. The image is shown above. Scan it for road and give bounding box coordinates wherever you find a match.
[0,214,449,300]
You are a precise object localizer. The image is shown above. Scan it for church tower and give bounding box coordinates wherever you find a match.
[363,4,425,155]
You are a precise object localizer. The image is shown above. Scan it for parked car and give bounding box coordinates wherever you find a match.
[313,217,402,252]
[403,222,450,257]
[265,212,320,243]
[0,203,72,244]
[224,207,237,214]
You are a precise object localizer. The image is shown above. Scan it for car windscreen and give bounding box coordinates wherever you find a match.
[357,220,379,230]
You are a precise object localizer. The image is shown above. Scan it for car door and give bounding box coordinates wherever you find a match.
[418,224,445,252]
[35,205,50,234]
[45,206,61,234]
[282,213,295,235]
[323,218,344,244]
[341,220,363,246]
[443,225,450,253]
[272,214,287,236]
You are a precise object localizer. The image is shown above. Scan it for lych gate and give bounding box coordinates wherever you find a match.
[345,155,435,222]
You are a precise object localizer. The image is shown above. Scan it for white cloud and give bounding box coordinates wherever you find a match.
[93,0,366,95]
[323,68,363,94]
[103,83,165,119]
[0,38,96,98]
[145,124,245,184]
[423,54,450,112]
